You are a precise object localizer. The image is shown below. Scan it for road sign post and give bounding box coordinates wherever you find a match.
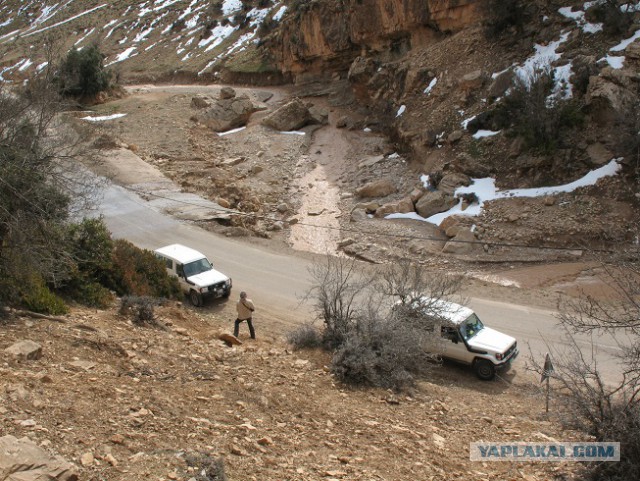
[540,353,554,413]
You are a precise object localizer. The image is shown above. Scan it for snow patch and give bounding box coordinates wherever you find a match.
[387,159,622,226]
[472,130,500,139]
[423,77,437,95]
[82,113,127,122]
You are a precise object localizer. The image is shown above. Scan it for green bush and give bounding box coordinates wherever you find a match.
[483,0,527,39]
[494,69,584,154]
[108,239,181,299]
[60,219,179,306]
[62,218,115,307]
[72,281,114,308]
[22,280,69,315]
[58,44,111,97]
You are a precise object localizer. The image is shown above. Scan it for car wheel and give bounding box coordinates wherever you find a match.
[189,290,202,307]
[474,359,496,381]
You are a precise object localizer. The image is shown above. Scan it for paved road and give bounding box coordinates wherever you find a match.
[96,179,624,384]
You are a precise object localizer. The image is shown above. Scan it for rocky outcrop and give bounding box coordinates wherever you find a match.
[0,435,78,481]
[268,0,483,79]
[374,197,415,217]
[586,67,638,125]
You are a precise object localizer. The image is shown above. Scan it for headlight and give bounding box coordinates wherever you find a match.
[199,287,206,293]
[496,353,503,360]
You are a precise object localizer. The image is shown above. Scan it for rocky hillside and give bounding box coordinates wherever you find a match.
[1,0,639,255]
[0,303,584,481]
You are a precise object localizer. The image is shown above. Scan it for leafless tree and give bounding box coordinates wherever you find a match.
[304,255,373,348]
[529,254,640,480]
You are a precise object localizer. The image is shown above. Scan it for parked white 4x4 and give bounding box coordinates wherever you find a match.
[417,298,518,380]
[154,244,232,306]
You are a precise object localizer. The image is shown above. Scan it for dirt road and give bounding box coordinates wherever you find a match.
[89,87,624,384]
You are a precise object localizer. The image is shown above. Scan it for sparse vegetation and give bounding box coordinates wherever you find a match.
[305,256,462,390]
[119,295,163,327]
[184,453,227,481]
[493,68,585,154]
[529,256,640,481]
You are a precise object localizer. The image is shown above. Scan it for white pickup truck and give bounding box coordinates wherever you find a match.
[154,244,232,306]
[412,298,519,380]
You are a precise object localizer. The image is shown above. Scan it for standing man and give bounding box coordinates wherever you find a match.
[234,291,256,339]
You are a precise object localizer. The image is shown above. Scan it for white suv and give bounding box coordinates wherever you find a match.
[154,244,232,306]
[410,298,518,380]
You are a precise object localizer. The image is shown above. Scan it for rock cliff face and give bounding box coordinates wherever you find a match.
[268,0,482,80]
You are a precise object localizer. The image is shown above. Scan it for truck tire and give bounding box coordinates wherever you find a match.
[474,359,496,381]
[189,290,202,307]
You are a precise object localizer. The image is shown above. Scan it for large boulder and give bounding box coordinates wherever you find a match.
[586,68,637,125]
[261,98,313,131]
[308,105,329,125]
[374,197,415,217]
[194,94,262,132]
[438,173,471,194]
[219,86,236,99]
[355,179,397,199]
[0,435,78,481]
[4,340,42,360]
[488,68,514,100]
[415,191,457,218]
[442,228,480,255]
[458,70,486,92]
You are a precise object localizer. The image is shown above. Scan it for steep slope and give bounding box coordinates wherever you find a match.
[1,303,584,481]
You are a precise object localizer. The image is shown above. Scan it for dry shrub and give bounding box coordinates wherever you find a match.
[332,314,441,391]
[184,453,227,481]
[306,256,462,391]
[287,324,322,350]
[119,295,162,327]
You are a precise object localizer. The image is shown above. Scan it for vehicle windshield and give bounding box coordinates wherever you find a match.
[459,313,484,340]
[183,258,213,277]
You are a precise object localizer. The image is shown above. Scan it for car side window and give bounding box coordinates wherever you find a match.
[176,264,185,278]
[155,254,173,270]
[441,326,459,343]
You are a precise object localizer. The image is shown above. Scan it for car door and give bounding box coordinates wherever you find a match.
[440,326,475,365]
[175,263,191,293]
